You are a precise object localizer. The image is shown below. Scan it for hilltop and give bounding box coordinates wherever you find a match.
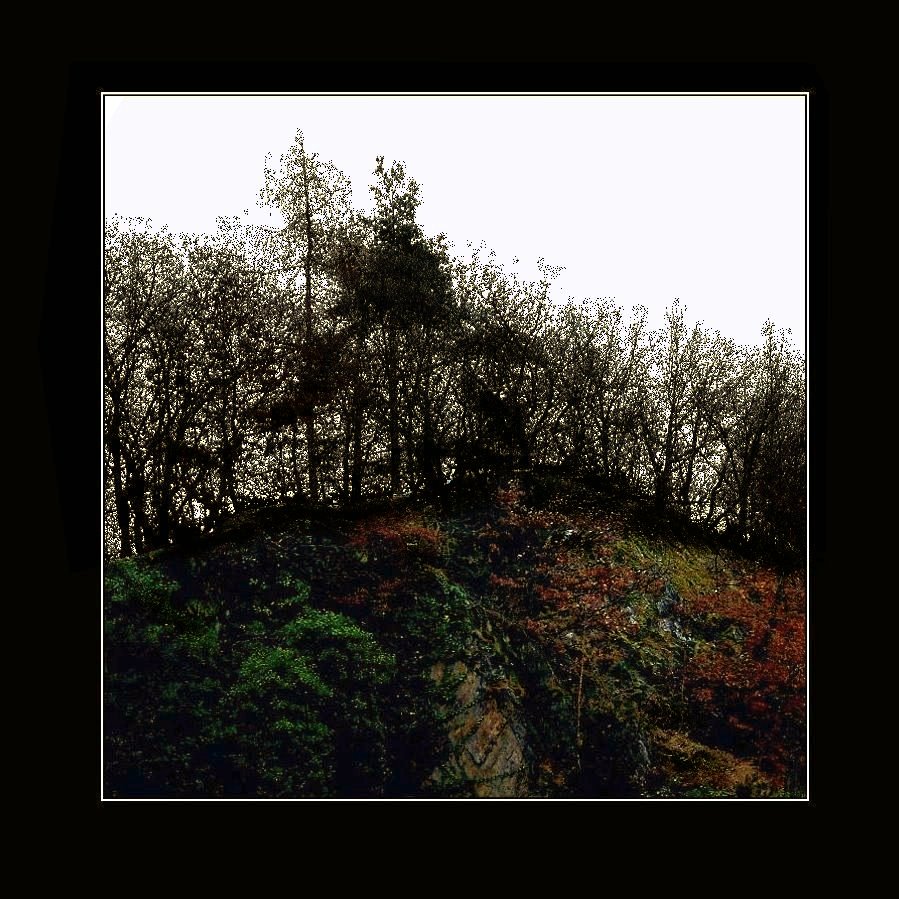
[104,475,806,799]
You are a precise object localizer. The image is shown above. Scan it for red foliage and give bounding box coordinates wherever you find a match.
[349,514,445,561]
[486,490,806,789]
[333,588,369,608]
[489,573,523,591]
[496,482,525,509]
[683,570,806,783]
[535,585,569,605]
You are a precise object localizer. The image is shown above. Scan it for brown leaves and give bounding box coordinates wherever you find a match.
[683,570,805,783]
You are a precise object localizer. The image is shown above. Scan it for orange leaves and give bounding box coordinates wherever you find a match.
[333,588,368,609]
[489,573,522,591]
[374,576,405,598]
[477,522,499,541]
[403,523,445,554]
[495,482,525,510]
[682,567,806,785]
[349,513,445,562]
[535,585,568,605]
[745,694,769,717]
[519,509,563,530]
[536,560,615,612]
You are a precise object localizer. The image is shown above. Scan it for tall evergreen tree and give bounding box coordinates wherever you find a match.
[259,130,353,503]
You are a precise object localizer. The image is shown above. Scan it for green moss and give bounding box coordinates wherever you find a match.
[658,544,717,599]
[612,534,660,570]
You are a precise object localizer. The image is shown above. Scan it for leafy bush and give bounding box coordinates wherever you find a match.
[105,557,396,797]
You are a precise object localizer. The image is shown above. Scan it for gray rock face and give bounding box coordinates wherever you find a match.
[428,660,528,798]
[656,582,681,617]
[659,617,688,643]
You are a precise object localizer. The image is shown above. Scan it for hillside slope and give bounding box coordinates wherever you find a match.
[104,477,806,799]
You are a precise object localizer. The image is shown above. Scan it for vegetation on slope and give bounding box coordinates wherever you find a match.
[104,476,805,799]
[103,128,806,800]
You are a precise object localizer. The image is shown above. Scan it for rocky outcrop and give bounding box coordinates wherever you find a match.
[429,660,528,798]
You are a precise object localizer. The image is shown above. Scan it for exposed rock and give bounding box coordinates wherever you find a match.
[656,582,681,617]
[429,660,528,798]
[658,617,688,643]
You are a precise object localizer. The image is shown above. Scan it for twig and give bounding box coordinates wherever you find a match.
[575,652,585,772]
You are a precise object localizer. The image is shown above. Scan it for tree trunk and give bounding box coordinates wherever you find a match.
[134,498,149,553]
[342,411,351,502]
[680,408,703,514]
[157,476,172,547]
[420,405,442,497]
[351,396,364,505]
[388,376,400,495]
[654,474,669,513]
[600,419,611,482]
[301,147,319,505]
[108,428,131,557]
[305,416,318,503]
[736,426,766,542]
[655,406,677,512]
[290,420,301,495]
[405,416,418,497]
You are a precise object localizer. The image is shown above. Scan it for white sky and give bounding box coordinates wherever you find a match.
[104,94,806,350]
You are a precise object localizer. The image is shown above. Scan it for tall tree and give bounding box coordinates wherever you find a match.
[447,247,559,483]
[636,300,698,512]
[710,321,804,547]
[260,130,352,503]
[549,297,646,484]
[104,219,186,554]
[352,157,455,496]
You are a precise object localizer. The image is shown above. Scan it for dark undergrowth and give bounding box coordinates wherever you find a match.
[104,475,806,799]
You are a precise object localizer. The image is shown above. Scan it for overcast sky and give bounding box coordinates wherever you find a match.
[104,94,806,350]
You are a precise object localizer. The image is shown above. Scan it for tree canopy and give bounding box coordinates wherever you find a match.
[104,130,806,563]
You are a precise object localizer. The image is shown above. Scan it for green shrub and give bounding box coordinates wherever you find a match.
[105,556,397,797]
